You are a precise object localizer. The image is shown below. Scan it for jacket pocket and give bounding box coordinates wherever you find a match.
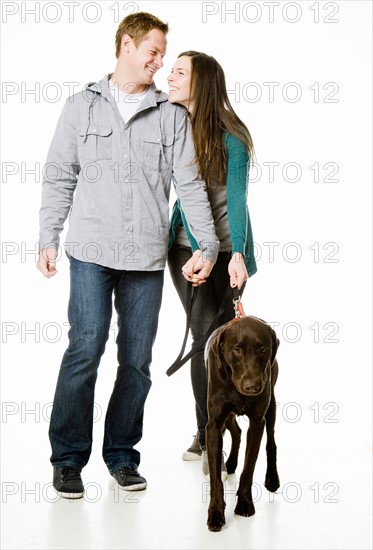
[78,125,113,161]
[142,134,174,171]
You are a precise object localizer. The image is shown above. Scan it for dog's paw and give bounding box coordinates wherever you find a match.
[207,508,226,532]
[264,472,280,493]
[225,458,237,474]
[234,499,255,517]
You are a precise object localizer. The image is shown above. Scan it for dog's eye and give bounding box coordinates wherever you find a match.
[232,346,241,355]
[261,347,266,354]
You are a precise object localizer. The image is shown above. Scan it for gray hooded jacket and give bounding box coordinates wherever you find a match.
[39,75,219,270]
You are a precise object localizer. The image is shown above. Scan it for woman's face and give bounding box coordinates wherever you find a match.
[167,55,194,112]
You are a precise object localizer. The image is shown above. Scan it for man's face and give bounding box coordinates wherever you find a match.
[125,29,167,87]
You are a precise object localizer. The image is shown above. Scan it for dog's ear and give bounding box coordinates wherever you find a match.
[269,327,280,365]
[209,327,226,369]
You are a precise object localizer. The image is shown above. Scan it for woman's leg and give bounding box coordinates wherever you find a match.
[168,245,233,449]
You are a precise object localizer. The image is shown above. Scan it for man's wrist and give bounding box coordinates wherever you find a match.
[200,241,220,264]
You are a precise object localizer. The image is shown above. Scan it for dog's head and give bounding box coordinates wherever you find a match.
[209,316,279,396]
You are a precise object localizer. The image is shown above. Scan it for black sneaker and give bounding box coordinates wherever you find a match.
[111,467,147,491]
[53,467,84,499]
[182,432,202,461]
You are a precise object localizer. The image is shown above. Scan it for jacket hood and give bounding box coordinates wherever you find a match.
[85,75,169,103]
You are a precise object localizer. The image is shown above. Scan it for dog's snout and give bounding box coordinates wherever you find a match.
[242,380,261,394]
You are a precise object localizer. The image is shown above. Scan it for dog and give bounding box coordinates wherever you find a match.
[204,315,280,531]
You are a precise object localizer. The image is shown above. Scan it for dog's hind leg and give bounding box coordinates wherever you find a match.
[264,386,280,493]
[225,413,241,474]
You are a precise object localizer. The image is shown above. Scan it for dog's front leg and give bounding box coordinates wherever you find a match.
[235,417,265,517]
[206,406,228,532]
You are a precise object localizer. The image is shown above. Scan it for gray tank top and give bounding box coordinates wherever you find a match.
[175,181,232,251]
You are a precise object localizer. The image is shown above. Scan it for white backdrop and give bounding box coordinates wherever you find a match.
[1,1,372,549]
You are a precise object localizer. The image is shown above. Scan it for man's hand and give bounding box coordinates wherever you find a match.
[228,252,249,289]
[181,250,214,287]
[36,247,58,278]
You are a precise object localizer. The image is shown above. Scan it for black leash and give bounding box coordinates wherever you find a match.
[166,283,242,377]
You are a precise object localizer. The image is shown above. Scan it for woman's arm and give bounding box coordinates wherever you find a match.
[225,133,250,288]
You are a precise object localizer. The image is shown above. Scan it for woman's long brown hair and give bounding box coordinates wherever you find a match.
[178,51,255,187]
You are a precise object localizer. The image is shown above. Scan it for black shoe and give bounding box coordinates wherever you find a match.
[53,467,84,499]
[111,467,147,491]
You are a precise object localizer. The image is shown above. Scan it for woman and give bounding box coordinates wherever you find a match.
[167,52,257,473]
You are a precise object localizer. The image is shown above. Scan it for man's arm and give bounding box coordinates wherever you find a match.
[37,100,80,277]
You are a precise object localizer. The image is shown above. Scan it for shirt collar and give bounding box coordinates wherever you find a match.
[86,74,169,106]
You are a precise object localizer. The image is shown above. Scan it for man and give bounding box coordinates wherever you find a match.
[37,12,219,498]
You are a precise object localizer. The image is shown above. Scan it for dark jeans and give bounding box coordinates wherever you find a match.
[49,255,164,473]
[168,244,243,448]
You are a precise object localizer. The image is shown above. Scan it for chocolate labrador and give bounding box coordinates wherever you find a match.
[204,315,280,531]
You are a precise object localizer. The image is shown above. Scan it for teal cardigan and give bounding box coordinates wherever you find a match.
[169,133,257,277]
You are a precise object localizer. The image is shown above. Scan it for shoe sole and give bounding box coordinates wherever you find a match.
[117,482,147,491]
[182,451,202,461]
[56,490,84,499]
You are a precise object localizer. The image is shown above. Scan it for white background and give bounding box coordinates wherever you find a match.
[1,1,372,549]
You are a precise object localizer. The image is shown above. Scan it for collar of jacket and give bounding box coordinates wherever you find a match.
[85,74,169,108]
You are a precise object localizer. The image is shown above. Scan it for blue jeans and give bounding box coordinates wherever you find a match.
[49,255,164,473]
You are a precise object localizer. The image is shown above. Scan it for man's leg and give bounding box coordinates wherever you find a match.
[103,270,164,476]
[49,256,115,469]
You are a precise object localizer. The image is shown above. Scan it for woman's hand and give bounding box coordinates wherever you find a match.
[228,252,249,289]
[181,250,213,286]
